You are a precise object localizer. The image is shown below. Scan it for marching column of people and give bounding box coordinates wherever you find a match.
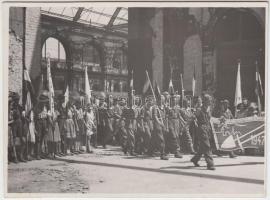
[8,90,261,170]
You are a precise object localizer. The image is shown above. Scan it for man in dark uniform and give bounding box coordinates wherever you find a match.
[165,95,183,158]
[120,96,138,155]
[180,98,196,154]
[97,92,107,148]
[133,96,143,154]
[101,95,114,148]
[151,95,169,160]
[139,96,154,155]
[111,98,123,145]
[190,94,215,170]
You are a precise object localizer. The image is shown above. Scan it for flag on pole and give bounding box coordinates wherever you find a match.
[85,66,91,104]
[23,69,33,115]
[168,79,174,95]
[154,80,161,100]
[47,57,55,113]
[143,70,151,94]
[130,70,134,89]
[234,61,242,107]
[64,85,69,107]
[255,61,263,115]
[25,91,32,115]
[180,73,185,106]
[192,65,196,97]
[255,61,263,96]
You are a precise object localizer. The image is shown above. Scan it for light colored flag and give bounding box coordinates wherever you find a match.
[64,85,69,107]
[180,73,185,106]
[143,70,151,94]
[85,66,91,104]
[25,91,32,115]
[130,70,134,89]
[168,79,174,95]
[255,62,263,96]
[234,62,242,107]
[255,62,263,115]
[192,65,196,97]
[47,57,55,113]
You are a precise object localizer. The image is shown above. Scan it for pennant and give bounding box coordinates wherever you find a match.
[234,62,242,107]
[180,73,185,106]
[192,65,196,97]
[85,66,91,104]
[154,80,161,100]
[130,70,134,89]
[255,62,263,96]
[143,70,151,94]
[64,85,69,107]
[255,61,263,115]
[47,57,55,113]
[25,91,32,116]
[168,79,174,95]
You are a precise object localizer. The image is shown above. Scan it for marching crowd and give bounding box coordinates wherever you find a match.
[8,90,260,170]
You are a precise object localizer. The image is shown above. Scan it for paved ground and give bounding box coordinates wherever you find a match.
[7,146,265,197]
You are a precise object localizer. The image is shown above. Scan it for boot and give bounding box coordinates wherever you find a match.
[190,158,200,167]
[229,151,237,158]
[207,165,216,170]
[174,151,183,158]
[36,143,41,160]
[160,154,169,160]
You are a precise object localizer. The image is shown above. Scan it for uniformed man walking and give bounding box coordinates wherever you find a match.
[165,95,183,158]
[151,95,169,160]
[190,94,216,170]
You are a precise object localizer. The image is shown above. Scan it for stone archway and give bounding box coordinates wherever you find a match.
[208,8,265,108]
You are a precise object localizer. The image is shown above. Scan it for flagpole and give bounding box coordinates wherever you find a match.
[234,60,242,118]
[180,73,184,107]
[256,61,262,116]
[146,70,164,125]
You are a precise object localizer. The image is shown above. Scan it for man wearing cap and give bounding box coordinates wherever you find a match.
[120,96,138,155]
[111,98,123,145]
[133,96,143,154]
[180,98,196,154]
[221,99,233,119]
[165,95,183,158]
[151,94,169,160]
[139,96,154,155]
[191,94,215,170]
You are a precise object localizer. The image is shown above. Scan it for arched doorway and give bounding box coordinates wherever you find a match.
[42,37,67,94]
[214,9,264,108]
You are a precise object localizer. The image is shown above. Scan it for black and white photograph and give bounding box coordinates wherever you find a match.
[2,1,268,198]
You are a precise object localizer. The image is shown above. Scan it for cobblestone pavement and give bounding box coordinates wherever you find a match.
[7,146,265,197]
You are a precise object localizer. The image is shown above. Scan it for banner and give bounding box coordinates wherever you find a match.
[211,117,265,151]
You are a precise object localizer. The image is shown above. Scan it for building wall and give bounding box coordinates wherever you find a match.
[9,7,42,100]
[9,31,23,99]
[25,8,42,81]
[9,8,24,99]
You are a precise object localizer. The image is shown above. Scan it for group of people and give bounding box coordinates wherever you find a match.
[8,89,259,170]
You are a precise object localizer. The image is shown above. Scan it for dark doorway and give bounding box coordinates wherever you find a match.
[215,9,264,109]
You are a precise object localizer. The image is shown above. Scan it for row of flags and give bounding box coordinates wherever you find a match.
[142,65,196,104]
[234,61,263,115]
[23,59,263,115]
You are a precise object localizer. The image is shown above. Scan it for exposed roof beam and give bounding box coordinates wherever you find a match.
[106,7,122,29]
[111,23,128,29]
[83,8,127,22]
[73,7,84,22]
